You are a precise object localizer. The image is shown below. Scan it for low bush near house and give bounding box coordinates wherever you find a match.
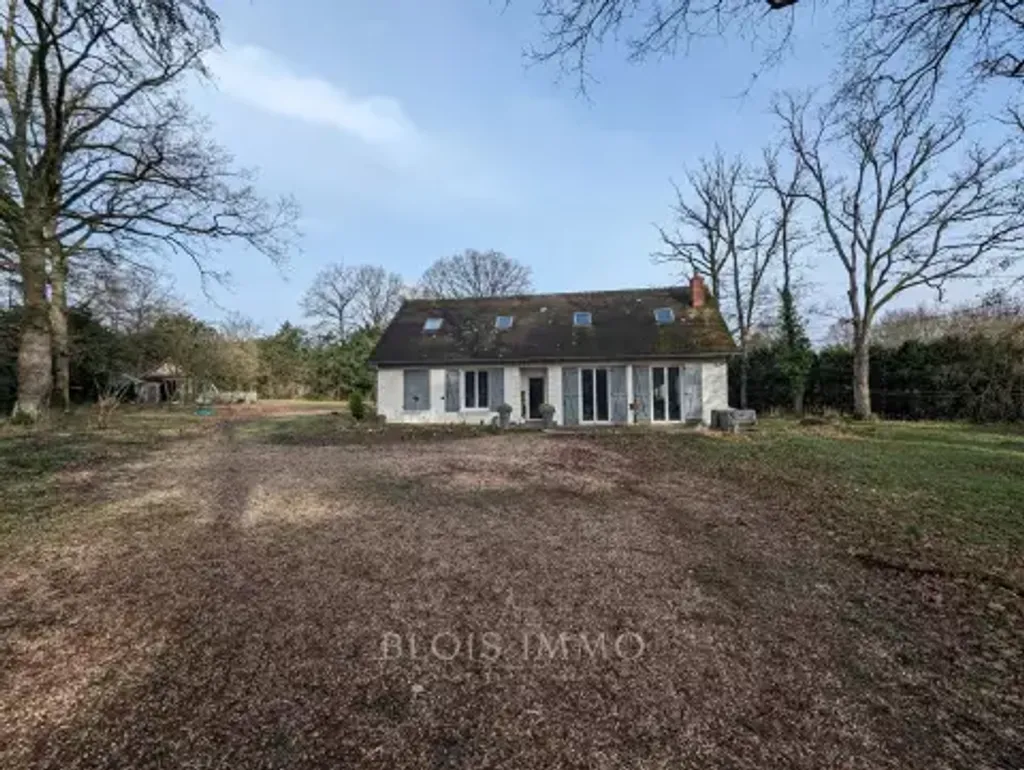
[349,391,366,421]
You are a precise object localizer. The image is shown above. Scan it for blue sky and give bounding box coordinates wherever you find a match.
[178,0,1002,338]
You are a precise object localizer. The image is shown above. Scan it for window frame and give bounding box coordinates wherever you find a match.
[579,366,611,423]
[650,365,683,422]
[573,311,593,327]
[654,307,675,325]
[463,369,491,410]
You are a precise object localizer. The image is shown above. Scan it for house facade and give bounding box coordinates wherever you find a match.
[369,277,736,426]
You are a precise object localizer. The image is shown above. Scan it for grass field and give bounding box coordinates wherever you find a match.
[1,407,1021,768]
[0,401,348,538]
[630,418,1024,580]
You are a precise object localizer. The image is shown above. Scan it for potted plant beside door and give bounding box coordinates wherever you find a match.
[496,403,513,429]
[539,403,556,429]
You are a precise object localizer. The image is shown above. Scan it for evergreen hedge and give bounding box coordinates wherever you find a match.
[733,330,1024,421]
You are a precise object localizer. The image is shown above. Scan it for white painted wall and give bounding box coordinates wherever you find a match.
[375,367,448,424]
[626,364,635,422]
[505,367,522,420]
[375,366,507,425]
[547,364,563,424]
[376,359,730,425]
[701,359,729,424]
[375,368,405,420]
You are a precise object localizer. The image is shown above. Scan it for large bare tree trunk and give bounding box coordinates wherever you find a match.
[852,333,872,420]
[49,253,70,412]
[12,229,53,421]
[0,0,296,423]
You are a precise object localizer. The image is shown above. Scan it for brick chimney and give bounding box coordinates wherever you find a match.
[690,274,706,309]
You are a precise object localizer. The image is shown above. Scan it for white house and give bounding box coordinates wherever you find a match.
[369,276,735,426]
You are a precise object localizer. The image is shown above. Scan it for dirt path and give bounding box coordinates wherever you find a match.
[1,432,1020,769]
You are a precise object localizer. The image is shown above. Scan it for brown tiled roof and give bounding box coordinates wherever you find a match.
[369,286,737,366]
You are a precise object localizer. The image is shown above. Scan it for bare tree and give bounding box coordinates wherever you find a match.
[763,149,813,412]
[873,290,1024,346]
[218,311,261,342]
[528,0,799,91]
[349,265,404,330]
[846,1,1024,100]
[654,159,728,298]
[656,152,779,407]
[763,146,804,283]
[304,263,406,337]
[729,214,779,409]
[0,166,14,273]
[419,249,533,298]
[302,264,360,338]
[0,0,298,418]
[2,271,16,308]
[526,1,1023,111]
[776,86,1024,418]
[75,264,180,336]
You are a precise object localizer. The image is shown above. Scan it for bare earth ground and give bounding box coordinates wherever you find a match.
[1,421,1021,769]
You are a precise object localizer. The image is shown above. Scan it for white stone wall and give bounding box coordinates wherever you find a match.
[547,364,563,425]
[375,366,506,425]
[504,367,522,420]
[701,359,729,424]
[376,359,731,425]
[375,368,405,420]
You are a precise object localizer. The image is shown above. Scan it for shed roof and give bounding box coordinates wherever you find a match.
[369,286,736,366]
[141,362,185,380]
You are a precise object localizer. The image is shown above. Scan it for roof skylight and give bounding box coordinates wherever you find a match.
[573,311,593,327]
[654,307,675,324]
[495,315,514,330]
[423,317,443,332]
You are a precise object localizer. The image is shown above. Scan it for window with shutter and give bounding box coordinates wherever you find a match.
[463,369,491,409]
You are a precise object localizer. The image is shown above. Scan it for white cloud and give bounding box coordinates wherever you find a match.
[197,42,519,211]
[205,43,418,147]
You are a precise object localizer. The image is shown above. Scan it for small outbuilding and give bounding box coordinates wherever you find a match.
[138,362,189,404]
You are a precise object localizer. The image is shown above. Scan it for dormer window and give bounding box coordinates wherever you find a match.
[423,317,443,332]
[495,315,514,330]
[654,307,675,325]
[573,311,592,327]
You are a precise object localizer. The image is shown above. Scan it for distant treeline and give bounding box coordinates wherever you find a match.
[735,330,1024,422]
[0,306,380,412]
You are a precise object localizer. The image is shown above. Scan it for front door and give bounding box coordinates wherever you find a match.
[528,377,545,419]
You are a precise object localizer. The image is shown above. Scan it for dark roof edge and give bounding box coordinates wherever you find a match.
[371,351,737,368]
[402,286,696,305]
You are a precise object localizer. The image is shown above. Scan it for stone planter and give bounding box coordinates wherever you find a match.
[496,403,513,429]
[711,409,757,432]
[539,403,556,429]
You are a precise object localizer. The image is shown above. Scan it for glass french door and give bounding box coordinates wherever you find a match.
[580,367,610,422]
[651,366,682,422]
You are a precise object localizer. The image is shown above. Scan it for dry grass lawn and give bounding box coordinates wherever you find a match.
[0,412,1021,769]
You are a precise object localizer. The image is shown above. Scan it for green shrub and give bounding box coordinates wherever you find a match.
[734,329,1024,422]
[349,391,366,421]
